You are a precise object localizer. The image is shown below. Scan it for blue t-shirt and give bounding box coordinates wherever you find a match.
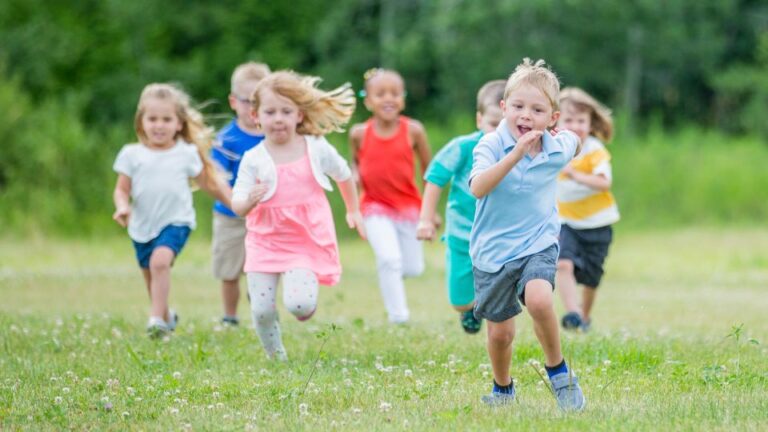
[212,120,265,217]
[469,120,579,273]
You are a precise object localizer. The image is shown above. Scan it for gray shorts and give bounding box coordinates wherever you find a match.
[212,212,246,281]
[473,244,558,322]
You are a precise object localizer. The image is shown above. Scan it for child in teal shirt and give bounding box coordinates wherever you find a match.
[417,80,505,334]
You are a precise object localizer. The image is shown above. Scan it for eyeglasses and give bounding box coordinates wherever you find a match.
[232,95,251,104]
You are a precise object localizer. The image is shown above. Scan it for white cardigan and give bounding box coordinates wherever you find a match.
[232,135,352,205]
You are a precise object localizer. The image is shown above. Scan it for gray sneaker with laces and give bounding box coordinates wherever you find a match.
[549,372,586,411]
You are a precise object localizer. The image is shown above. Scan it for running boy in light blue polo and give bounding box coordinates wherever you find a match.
[469,58,585,411]
[416,80,505,334]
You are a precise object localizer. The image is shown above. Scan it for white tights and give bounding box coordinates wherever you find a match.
[363,215,424,323]
[247,268,318,360]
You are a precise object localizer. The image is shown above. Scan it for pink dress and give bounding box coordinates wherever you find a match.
[243,153,341,285]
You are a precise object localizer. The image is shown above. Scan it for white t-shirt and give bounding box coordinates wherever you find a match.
[113,141,203,242]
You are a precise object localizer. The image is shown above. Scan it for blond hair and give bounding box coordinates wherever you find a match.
[504,58,560,111]
[560,87,614,142]
[251,70,355,135]
[231,62,271,96]
[476,80,506,114]
[134,83,218,180]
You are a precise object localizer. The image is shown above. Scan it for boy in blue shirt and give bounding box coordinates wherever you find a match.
[417,80,505,334]
[211,62,270,326]
[469,58,585,410]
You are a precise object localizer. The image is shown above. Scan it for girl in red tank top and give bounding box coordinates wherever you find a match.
[349,69,435,323]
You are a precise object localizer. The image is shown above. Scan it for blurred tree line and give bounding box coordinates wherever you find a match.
[1,0,767,235]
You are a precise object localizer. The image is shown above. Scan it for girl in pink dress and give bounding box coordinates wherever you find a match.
[231,71,365,360]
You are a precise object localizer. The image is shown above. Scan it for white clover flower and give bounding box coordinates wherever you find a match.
[351,407,362,414]
[528,359,541,368]
[126,387,135,396]
[54,396,63,404]
[62,387,70,394]
[404,369,413,377]
[121,411,129,418]
[172,371,182,379]
[212,391,220,399]
[169,407,179,415]
[379,402,392,412]
[298,403,309,415]
[603,360,612,366]
[101,396,110,403]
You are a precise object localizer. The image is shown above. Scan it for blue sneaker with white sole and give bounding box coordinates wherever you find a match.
[549,372,586,411]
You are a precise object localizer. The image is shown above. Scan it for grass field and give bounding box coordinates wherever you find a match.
[1,228,767,430]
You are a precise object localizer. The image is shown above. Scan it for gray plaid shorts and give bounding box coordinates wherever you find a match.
[472,244,558,322]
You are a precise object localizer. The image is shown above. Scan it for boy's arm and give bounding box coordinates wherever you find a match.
[196,169,233,209]
[416,182,442,241]
[470,130,542,198]
[409,119,432,176]
[112,174,132,227]
[337,178,366,240]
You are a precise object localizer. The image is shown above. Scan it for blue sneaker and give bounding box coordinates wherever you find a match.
[549,372,586,411]
[481,391,515,406]
[561,312,583,331]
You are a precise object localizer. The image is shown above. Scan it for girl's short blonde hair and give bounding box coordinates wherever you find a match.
[134,83,217,179]
[559,87,614,143]
[504,58,560,111]
[251,70,355,136]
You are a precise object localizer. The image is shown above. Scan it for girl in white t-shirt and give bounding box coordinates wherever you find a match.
[113,83,231,338]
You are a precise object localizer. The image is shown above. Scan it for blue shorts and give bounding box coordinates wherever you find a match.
[132,225,191,269]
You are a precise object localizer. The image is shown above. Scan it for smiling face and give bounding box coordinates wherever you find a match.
[557,104,591,142]
[251,88,303,145]
[139,98,183,148]
[364,72,405,122]
[501,84,559,140]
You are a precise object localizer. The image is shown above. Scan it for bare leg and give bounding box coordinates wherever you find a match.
[556,259,579,313]
[486,318,515,386]
[453,302,474,312]
[221,278,240,317]
[148,247,174,322]
[582,286,597,322]
[141,269,152,298]
[525,279,563,367]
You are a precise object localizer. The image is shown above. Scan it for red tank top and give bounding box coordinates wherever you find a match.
[357,116,422,219]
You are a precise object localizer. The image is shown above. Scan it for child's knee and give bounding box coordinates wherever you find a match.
[557,259,574,273]
[149,248,174,272]
[524,282,554,316]
[251,302,277,325]
[402,259,424,278]
[285,298,317,319]
[487,325,515,347]
[377,255,403,275]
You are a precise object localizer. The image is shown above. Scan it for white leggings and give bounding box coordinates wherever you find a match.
[247,268,318,360]
[364,215,424,323]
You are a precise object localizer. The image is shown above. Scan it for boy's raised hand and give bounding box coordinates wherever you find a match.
[514,130,544,156]
[112,206,131,227]
[346,211,367,240]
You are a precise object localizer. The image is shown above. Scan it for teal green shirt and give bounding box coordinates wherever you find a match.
[424,131,483,244]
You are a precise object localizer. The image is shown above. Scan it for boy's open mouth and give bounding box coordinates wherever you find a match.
[517,125,532,135]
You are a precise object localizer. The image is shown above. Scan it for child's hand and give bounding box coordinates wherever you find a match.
[248,180,269,206]
[346,211,366,240]
[416,219,436,241]
[112,206,131,227]
[561,165,575,179]
[515,130,544,155]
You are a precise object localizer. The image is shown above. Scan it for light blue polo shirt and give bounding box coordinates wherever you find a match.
[469,120,579,273]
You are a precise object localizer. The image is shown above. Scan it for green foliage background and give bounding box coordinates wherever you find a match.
[1,0,767,236]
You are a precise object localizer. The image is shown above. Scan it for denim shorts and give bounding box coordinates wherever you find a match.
[559,224,613,288]
[473,244,558,322]
[132,225,191,269]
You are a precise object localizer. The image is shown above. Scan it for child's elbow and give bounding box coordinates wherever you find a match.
[469,180,485,199]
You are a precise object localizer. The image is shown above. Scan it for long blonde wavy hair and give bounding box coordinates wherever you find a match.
[250,70,356,135]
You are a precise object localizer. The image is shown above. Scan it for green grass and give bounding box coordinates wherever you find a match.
[1,228,767,430]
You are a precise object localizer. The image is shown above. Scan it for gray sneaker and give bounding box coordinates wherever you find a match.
[481,390,515,406]
[146,317,170,339]
[168,309,179,332]
[549,372,586,411]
